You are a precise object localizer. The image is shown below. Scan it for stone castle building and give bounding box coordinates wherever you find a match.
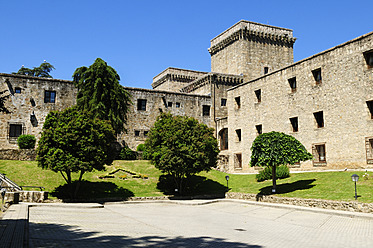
[1,20,373,172]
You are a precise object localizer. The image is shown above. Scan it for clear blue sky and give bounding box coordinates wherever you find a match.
[1,0,371,89]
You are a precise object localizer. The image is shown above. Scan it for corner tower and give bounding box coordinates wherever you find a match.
[209,20,296,81]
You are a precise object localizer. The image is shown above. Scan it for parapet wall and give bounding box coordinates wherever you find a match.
[152,67,207,91]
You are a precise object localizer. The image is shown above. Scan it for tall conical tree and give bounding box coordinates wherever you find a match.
[72,58,131,135]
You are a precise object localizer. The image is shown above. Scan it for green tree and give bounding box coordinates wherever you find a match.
[0,90,10,114]
[36,107,115,197]
[13,62,55,78]
[250,131,312,193]
[72,58,131,135]
[145,113,219,194]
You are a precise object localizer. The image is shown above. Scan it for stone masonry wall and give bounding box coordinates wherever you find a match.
[0,74,77,150]
[226,31,373,172]
[121,87,212,150]
[152,67,207,92]
[0,149,36,160]
[210,20,295,82]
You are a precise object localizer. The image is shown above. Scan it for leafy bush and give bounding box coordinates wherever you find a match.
[136,144,145,151]
[118,145,137,160]
[17,135,36,149]
[136,143,149,160]
[256,165,290,182]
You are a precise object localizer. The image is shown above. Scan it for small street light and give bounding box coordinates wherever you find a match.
[351,174,359,200]
[225,175,230,190]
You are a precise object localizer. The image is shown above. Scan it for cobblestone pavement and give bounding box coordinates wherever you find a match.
[28,201,373,248]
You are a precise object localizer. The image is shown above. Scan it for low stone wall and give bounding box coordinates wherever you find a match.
[226,192,373,213]
[3,191,48,204]
[19,191,48,203]
[0,149,36,161]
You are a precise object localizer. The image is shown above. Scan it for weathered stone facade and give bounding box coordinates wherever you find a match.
[1,20,373,174]
[121,87,212,150]
[226,31,373,172]
[0,73,77,149]
[209,20,295,81]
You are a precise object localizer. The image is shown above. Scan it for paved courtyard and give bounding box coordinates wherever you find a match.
[28,201,373,248]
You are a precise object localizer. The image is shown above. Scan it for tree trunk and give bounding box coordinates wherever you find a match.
[272,165,277,193]
[73,170,85,198]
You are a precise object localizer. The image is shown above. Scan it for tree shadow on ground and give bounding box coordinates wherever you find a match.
[51,180,134,202]
[257,179,316,196]
[157,174,227,199]
[29,222,262,248]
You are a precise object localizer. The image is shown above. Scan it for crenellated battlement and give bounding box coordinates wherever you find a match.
[152,67,207,90]
[209,20,296,55]
[180,73,243,94]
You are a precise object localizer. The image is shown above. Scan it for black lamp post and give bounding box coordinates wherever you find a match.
[351,174,359,200]
[225,175,230,190]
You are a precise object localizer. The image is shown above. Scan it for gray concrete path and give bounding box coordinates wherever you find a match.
[27,200,373,248]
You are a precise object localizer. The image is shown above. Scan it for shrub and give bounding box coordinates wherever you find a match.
[136,144,149,160]
[118,145,137,160]
[17,135,36,149]
[136,144,145,151]
[256,165,290,182]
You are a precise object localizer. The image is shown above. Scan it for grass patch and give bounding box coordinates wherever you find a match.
[0,160,372,203]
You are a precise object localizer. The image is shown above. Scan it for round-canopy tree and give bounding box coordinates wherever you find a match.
[250,131,312,193]
[36,107,115,197]
[13,62,55,78]
[73,58,131,135]
[145,113,219,194]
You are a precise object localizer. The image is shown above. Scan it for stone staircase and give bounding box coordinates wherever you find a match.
[0,173,48,203]
[0,173,22,191]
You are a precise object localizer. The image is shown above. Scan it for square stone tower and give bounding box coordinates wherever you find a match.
[209,20,296,81]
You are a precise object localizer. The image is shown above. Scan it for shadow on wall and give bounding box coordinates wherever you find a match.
[257,179,317,196]
[29,222,262,248]
[157,174,227,198]
[51,180,134,202]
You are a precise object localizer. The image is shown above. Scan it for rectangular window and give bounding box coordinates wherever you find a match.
[9,124,22,138]
[290,117,298,132]
[366,101,373,119]
[363,50,373,68]
[144,131,149,137]
[234,153,242,169]
[137,99,147,111]
[44,90,56,103]
[235,129,241,142]
[203,105,210,116]
[221,98,227,106]
[219,128,228,150]
[255,89,261,103]
[312,143,326,166]
[134,130,140,137]
[312,68,322,85]
[175,102,180,108]
[235,97,241,109]
[314,111,324,128]
[256,124,262,135]
[288,77,296,93]
[15,87,21,94]
[167,102,173,107]
[365,137,373,164]
[264,67,269,75]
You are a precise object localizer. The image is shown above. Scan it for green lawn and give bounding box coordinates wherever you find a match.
[0,160,372,203]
